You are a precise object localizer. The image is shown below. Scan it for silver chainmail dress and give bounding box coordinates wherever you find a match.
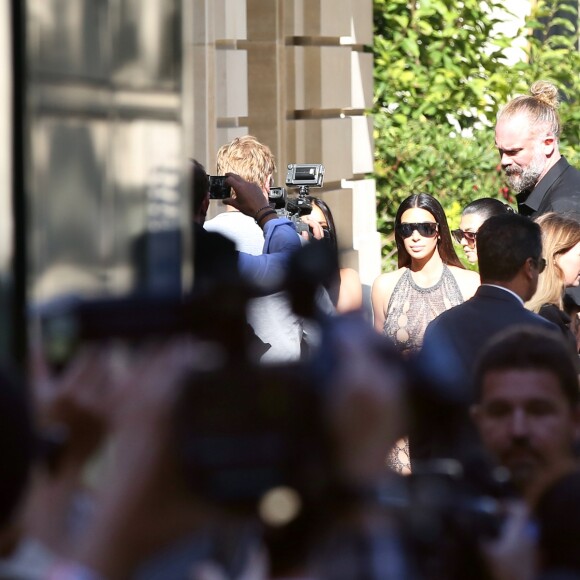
[383,265,464,355]
[382,265,464,473]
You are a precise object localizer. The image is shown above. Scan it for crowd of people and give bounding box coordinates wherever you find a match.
[0,80,579,579]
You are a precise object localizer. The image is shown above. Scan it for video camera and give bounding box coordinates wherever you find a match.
[377,456,515,580]
[268,164,325,235]
[32,242,344,532]
[173,360,335,521]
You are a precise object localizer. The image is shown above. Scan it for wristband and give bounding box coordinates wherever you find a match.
[256,209,278,226]
[254,205,272,221]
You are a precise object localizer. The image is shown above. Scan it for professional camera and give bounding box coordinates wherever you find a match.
[33,244,416,577]
[378,456,515,580]
[172,242,342,520]
[173,361,335,520]
[34,293,202,373]
[268,164,325,235]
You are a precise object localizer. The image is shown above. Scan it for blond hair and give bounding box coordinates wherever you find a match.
[216,135,276,189]
[497,80,562,141]
[526,212,580,312]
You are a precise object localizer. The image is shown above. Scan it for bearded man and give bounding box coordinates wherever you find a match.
[495,80,580,218]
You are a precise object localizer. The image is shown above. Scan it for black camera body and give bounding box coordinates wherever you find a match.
[267,186,308,233]
[35,294,198,372]
[208,175,231,199]
[268,186,287,210]
[383,458,515,579]
[173,361,335,518]
[268,164,325,235]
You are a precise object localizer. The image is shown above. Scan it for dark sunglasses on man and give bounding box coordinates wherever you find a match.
[451,229,477,247]
[396,222,438,239]
[532,256,547,274]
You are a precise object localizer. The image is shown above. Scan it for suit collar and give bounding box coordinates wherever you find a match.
[475,284,525,306]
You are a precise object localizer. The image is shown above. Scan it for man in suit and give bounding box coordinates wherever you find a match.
[495,80,580,218]
[414,213,559,462]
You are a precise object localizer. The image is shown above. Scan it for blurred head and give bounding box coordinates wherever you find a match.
[394,193,463,269]
[452,198,513,263]
[216,135,276,196]
[527,213,580,313]
[323,316,411,485]
[477,213,543,298]
[190,159,210,224]
[495,81,561,196]
[472,326,580,496]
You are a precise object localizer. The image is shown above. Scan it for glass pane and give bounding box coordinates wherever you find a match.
[29,118,108,302]
[110,0,180,89]
[27,0,110,80]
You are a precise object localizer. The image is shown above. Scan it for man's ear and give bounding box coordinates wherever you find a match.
[542,133,556,157]
[523,257,535,281]
[201,194,210,217]
[263,173,273,194]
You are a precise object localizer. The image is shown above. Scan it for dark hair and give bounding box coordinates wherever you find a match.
[395,193,463,269]
[308,196,338,254]
[189,159,210,215]
[474,326,579,407]
[462,198,513,221]
[477,213,542,283]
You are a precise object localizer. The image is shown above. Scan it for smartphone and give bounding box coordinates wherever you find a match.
[208,175,231,199]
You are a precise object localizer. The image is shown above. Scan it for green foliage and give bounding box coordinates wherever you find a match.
[374,0,512,131]
[373,0,580,272]
[504,0,580,163]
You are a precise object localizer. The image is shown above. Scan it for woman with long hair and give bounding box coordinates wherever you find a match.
[526,212,580,352]
[372,193,479,354]
[372,193,479,473]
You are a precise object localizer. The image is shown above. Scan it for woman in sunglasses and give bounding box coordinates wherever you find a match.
[451,198,514,264]
[526,212,580,353]
[372,193,479,473]
[372,193,479,352]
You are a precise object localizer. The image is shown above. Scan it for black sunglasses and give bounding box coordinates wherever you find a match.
[451,229,477,246]
[533,257,547,274]
[396,222,438,239]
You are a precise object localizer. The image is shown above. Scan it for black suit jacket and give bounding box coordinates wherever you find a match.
[517,156,580,218]
[422,285,558,382]
[412,285,559,463]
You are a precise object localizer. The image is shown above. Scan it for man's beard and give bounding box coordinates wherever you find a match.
[500,441,543,490]
[505,154,545,195]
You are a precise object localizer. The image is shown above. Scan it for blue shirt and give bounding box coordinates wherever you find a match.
[236,217,300,290]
